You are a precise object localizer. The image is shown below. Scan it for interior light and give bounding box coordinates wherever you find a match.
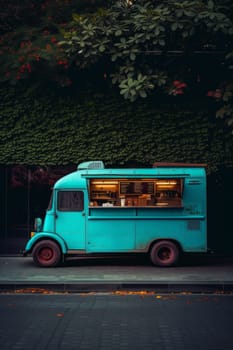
[156,181,177,185]
[94,184,117,188]
[91,181,118,185]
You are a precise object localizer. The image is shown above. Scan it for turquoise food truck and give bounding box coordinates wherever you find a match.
[23,161,207,267]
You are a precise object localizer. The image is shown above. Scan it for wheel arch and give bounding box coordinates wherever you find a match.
[25,233,67,255]
[148,238,183,255]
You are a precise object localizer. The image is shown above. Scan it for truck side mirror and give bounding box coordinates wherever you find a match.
[34,217,42,232]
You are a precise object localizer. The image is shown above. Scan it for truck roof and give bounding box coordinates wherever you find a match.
[54,165,206,189]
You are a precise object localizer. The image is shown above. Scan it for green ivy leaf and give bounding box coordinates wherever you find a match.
[139,90,147,98]
[99,45,105,52]
[130,52,136,60]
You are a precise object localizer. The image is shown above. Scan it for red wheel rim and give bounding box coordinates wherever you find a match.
[158,247,174,261]
[38,247,54,262]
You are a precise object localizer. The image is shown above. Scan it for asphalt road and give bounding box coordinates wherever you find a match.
[0,293,232,350]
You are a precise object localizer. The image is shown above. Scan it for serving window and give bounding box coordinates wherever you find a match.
[89,178,183,208]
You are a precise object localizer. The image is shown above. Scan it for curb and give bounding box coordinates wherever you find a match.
[1,281,233,293]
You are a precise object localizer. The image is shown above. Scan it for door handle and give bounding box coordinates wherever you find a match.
[82,212,86,216]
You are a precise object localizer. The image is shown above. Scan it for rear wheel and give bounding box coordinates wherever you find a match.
[32,240,61,267]
[150,240,179,267]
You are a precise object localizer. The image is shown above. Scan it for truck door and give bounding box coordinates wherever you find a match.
[55,190,86,250]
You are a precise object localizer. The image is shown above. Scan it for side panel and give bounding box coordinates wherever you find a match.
[135,218,206,252]
[183,219,207,251]
[135,218,185,250]
[87,208,207,253]
[87,208,135,252]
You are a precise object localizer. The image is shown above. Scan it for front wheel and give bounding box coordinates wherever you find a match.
[150,240,179,267]
[32,240,61,267]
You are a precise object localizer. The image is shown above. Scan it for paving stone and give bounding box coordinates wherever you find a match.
[0,294,233,349]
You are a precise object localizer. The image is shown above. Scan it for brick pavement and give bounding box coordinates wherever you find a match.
[0,294,233,350]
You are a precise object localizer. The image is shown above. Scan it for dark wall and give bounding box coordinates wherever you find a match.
[207,168,233,254]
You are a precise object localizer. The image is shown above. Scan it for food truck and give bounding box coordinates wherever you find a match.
[23,161,207,267]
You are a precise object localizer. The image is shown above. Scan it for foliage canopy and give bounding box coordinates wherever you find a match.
[0,0,233,127]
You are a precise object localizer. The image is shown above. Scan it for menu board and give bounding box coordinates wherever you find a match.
[120,181,154,194]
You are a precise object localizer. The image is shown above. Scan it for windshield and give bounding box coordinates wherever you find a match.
[47,190,53,210]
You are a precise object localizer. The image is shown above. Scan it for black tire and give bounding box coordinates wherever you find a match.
[150,240,179,267]
[32,240,61,267]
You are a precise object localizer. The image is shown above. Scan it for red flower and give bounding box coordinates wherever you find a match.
[214,89,222,99]
[35,54,40,61]
[51,37,57,43]
[18,63,32,75]
[171,80,187,96]
[19,65,25,73]
[173,80,181,87]
[46,44,52,51]
[178,82,187,89]
[26,63,32,73]
[57,60,68,68]
[173,80,187,89]
[175,89,184,95]
[207,89,222,99]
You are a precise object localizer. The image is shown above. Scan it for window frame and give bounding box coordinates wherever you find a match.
[57,190,84,212]
[89,178,184,208]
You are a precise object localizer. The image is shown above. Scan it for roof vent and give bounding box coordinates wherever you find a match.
[77,161,105,171]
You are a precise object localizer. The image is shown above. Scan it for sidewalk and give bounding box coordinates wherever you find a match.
[0,254,233,293]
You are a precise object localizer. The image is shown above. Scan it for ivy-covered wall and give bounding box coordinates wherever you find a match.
[0,86,232,173]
